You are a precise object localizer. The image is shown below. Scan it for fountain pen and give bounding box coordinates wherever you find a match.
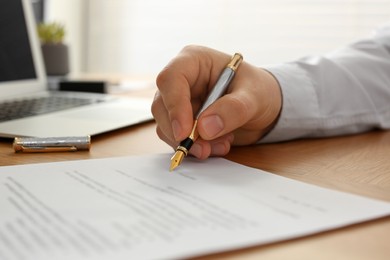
[169,53,243,171]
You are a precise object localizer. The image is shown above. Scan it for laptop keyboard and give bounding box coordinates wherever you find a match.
[0,96,103,122]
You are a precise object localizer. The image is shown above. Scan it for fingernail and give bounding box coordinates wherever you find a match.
[190,143,202,158]
[211,142,227,156]
[171,119,181,140]
[227,133,234,144]
[200,115,224,138]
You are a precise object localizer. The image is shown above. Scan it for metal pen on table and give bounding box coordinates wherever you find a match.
[170,53,243,171]
[13,136,91,153]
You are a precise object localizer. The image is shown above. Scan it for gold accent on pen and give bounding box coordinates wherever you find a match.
[226,53,243,71]
[169,120,198,171]
[169,53,243,171]
[170,149,185,172]
[14,146,78,153]
[189,120,199,140]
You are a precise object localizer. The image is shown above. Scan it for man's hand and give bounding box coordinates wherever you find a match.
[151,45,282,159]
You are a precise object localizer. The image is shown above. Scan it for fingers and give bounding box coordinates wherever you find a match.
[152,45,282,160]
[197,63,282,145]
[155,124,234,159]
[152,45,231,143]
[190,133,234,159]
[152,66,193,142]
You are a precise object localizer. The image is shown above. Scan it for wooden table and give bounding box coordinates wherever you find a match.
[1,121,389,260]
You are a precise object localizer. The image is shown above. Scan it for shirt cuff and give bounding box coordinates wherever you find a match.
[260,63,320,143]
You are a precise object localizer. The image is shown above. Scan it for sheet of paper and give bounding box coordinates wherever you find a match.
[0,154,389,260]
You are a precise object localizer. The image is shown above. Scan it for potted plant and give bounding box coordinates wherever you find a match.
[37,22,69,76]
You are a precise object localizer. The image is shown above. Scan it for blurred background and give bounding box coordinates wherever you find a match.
[32,0,390,78]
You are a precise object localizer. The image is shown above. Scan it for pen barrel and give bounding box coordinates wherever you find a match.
[170,53,242,170]
[13,136,91,152]
[178,137,194,153]
[196,68,235,118]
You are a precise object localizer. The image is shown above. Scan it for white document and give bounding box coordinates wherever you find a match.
[0,154,389,260]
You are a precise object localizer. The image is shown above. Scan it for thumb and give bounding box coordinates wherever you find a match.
[196,65,281,144]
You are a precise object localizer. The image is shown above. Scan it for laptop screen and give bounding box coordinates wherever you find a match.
[0,0,37,82]
[0,0,47,99]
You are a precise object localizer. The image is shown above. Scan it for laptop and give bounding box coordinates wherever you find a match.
[0,0,153,138]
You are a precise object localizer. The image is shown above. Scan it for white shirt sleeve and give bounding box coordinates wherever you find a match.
[261,24,390,143]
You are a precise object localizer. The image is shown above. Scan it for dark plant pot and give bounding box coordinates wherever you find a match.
[41,43,70,76]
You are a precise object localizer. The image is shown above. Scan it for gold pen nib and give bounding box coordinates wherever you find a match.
[170,149,185,171]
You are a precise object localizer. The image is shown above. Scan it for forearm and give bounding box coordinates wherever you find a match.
[261,25,390,143]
